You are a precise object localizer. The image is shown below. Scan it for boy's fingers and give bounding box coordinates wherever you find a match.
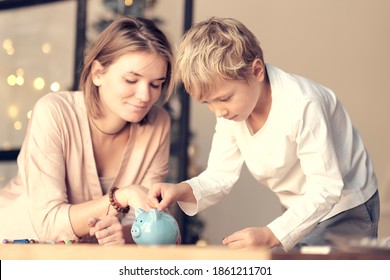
[147,196,160,208]
[156,198,171,211]
[147,187,163,208]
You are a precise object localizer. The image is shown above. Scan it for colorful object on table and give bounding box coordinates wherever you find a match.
[13,239,30,244]
[131,208,179,245]
[2,239,30,244]
[2,239,76,244]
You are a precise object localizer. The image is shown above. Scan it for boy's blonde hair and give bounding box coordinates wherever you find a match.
[176,17,264,101]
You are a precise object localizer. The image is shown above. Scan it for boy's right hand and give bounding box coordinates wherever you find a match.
[147,182,180,211]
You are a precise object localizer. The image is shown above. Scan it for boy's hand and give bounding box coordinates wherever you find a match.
[147,183,180,211]
[222,226,280,249]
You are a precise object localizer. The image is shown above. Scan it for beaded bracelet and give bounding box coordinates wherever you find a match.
[108,186,130,214]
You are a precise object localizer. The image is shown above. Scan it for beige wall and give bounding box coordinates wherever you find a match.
[154,0,390,244]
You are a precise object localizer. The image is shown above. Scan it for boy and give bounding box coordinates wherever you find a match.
[147,17,379,251]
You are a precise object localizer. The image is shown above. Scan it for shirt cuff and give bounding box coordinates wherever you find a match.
[267,219,295,252]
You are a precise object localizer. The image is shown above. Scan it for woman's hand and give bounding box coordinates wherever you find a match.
[108,185,150,216]
[88,215,125,245]
[125,185,150,211]
[222,226,280,249]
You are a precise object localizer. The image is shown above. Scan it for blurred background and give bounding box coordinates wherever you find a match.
[1,0,389,245]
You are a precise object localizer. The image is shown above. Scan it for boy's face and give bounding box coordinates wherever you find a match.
[200,79,260,121]
[199,60,268,122]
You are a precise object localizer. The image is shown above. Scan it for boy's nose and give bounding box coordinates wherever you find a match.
[207,103,228,117]
[215,109,229,118]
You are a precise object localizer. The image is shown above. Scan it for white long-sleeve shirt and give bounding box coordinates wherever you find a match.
[179,64,378,251]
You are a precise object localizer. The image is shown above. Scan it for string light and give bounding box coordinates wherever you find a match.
[7,105,18,119]
[2,39,12,49]
[15,76,24,86]
[50,82,60,92]
[2,141,11,150]
[7,75,16,86]
[13,121,22,130]
[33,77,45,90]
[6,69,25,86]
[6,48,14,55]
[2,39,14,55]
[16,68,24,76]
[27,110,32,120]
[41,42,52,54]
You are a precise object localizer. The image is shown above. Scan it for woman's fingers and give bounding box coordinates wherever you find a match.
[88,215,125,245]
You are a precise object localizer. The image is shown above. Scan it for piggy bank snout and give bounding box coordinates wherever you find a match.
[131,225,141,238]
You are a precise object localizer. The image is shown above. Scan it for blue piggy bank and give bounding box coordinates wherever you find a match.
[131,208,179,245]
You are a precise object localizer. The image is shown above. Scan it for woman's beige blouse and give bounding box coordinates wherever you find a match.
[0,91,170,242]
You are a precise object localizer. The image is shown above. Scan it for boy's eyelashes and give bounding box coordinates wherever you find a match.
[219,96,231,102]
[200,96,232,104]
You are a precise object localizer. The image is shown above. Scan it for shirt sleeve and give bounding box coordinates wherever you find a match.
[179,118,244,215]
[21,94,76,241]
[267,96,344,251]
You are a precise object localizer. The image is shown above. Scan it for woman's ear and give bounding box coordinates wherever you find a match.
[252,59,266,82]
[91,60,104,87]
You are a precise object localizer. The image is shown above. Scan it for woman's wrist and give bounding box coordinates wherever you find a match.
[107,186,130,215]
[115,187,131,206]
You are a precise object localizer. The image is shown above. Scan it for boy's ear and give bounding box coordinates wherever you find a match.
[91,60,104,87]
[252,59,266,82]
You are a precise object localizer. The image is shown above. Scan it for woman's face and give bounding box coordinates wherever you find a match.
[94,51,167,123]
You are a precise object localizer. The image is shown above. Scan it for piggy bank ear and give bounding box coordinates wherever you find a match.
[150,208,161,221]
[135,208,146,217]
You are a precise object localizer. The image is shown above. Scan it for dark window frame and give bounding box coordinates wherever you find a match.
[0,0,86,161]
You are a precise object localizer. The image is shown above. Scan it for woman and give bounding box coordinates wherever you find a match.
[0,16,174,245]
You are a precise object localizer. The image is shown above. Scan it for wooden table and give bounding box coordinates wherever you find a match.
[1,244,390,260]
[0,244,270,260]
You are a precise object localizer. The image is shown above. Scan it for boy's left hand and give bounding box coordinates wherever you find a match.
[222,226,280,249]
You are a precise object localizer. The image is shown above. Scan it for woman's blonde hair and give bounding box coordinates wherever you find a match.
[79,16,174,123]
[176,17,264,101]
